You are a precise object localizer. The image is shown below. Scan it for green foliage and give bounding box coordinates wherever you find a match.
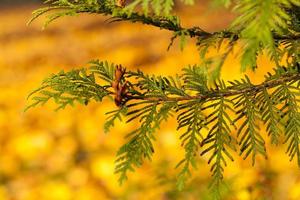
[115,102,159,184]
[115,101,175,184]
[26,66,111,111]
[234,92,267,165]
[28,0,102,28]
[231,0,300,71]
[125,0,178,16]
[182,64,208,93]
[212,0,232,8]
[201,91,236,193]
[104,106,128,133]
[89,60,116,86]
[128,69,188,98]
[257,88,282,145]
[27,61,300,197]
[26,0,300,199]
[176,100,206,190]
[196,33,237,81]
[274,81,300,166]
[28,0,182,27]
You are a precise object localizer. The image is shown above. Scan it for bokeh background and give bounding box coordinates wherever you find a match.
[0,0,300,199]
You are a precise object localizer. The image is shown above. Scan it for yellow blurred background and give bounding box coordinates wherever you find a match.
[0,1,300,200]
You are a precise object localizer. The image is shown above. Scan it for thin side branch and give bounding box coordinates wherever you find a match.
[44,3,300,41]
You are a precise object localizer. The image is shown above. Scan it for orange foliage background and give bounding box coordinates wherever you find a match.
[0,2,300,200]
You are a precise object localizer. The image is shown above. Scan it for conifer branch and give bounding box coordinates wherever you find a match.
[26,60,300,194]
[125,72,300,103]
[27,61,300,109]
[30,0,300,41]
